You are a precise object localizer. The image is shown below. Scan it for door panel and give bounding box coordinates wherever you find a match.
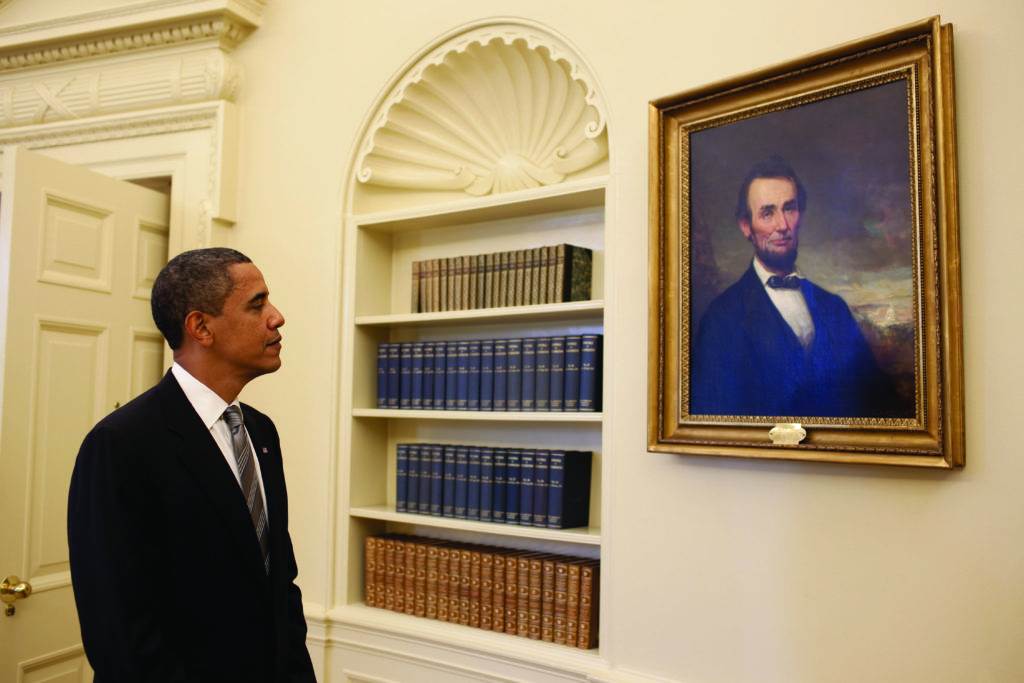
[0,147,170,681]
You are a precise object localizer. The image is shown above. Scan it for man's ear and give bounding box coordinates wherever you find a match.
[738,218,752,240]
[183,310,214,347]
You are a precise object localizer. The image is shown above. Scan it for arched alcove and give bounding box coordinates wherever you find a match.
[348,20,609,214]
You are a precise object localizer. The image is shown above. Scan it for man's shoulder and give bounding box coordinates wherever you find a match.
[701,268,760,322]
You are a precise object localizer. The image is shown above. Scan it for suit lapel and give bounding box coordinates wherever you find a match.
[156,371,267,573]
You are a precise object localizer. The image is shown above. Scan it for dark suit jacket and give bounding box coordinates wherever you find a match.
[68,371,316,683]
[691,265,906,418]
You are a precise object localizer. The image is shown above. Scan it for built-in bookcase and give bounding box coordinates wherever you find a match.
[335,175,608,662]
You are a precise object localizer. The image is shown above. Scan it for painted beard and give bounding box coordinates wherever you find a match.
[753,240,798,273]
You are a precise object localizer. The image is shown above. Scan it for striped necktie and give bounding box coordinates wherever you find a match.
[222,405,270,574]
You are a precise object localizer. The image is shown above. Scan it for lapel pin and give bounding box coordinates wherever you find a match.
[262,447,268,454]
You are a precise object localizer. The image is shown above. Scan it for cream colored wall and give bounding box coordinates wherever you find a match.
[228,1,1024,681]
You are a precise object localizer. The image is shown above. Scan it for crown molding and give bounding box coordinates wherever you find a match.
[0,0,264,73]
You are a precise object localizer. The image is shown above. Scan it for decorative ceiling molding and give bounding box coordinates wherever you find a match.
[0,50,238,128]
[356,23,608,197]
[0,0,263,73]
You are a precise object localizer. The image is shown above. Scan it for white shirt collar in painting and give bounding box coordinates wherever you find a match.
[751,257,815,350]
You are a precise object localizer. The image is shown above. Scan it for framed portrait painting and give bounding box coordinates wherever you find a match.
[648,18,964,467]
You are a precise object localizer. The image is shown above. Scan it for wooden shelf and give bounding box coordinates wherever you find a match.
[351,505,601,546]
[351,175,607,233]
[356,300,604,328]
[353,408,603,422]
[327,603,606,670]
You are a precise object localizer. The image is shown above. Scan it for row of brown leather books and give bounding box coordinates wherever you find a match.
[364,534,599,649]
[411,244,592,313]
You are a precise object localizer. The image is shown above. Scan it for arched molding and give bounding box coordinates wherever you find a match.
[352,20,609,201]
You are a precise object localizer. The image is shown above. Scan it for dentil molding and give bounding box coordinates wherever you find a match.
[356,23,608,197]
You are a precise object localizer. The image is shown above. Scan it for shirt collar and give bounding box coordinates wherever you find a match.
[752,257,802,287]
[171,362,240,430]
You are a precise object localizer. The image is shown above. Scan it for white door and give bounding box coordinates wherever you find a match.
[0,147,170,682]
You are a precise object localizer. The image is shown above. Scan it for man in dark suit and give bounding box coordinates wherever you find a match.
[691,156,904,418]
[68,248,316,682]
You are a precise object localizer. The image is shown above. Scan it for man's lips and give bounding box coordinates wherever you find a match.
[266,336,283,348]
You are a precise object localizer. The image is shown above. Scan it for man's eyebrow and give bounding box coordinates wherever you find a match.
[247,290,269,304]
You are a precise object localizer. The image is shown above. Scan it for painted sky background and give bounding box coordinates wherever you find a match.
[688,79,917,390]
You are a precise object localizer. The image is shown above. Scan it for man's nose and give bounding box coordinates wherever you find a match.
[269,304,285,328]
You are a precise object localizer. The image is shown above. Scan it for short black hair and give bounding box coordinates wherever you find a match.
[734,155,807,223]
[151,247,252,350]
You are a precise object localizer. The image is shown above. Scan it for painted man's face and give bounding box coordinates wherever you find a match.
[739,177,801,273]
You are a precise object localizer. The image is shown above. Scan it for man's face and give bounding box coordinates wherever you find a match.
[206,262,285,380]
[739,177,801,272]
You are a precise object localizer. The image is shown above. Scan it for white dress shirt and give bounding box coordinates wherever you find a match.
[171,362,269,517]
[752,257,815,350]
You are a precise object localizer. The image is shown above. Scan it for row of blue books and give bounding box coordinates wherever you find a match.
[377,335,602,412]
[396,443,592,529]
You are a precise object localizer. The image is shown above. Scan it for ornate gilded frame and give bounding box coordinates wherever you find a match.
[648,18,963,467]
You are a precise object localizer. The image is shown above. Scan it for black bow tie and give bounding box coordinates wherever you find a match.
[766,275,801,289]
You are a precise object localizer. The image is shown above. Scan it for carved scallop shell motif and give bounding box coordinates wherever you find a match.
[357,36,608,196]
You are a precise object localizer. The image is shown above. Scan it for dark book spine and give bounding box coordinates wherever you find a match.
[421,342,434,409]
[493,339,508,411]
[406,444,420,514]
[544,245,557,304]
[518,449,534,526]
[532,449,549,527]
[387,343,400,409]
[454,446,469,519]
[432,340,446,409]
[534,337,550,411]
[445,342,459,410]
[550,451,592,528]
[418,445,432,514]
[521,337,536,411]
[442,446,457,517]
[506,338,522,411]
[399,342,413,409]
[467,340,481,411]
[492,448,507,523]
[549,336,565,411]
[395,444,408,513]
[430,444,443,516]
[553,244,567,302]
[479,339,494,411]
[467,446,482,521]
[456,340,470,411]
[564,335,581,411]
[579,334,602,411]
[505,449,521,524]
[479,447,494,523]
[410,342,424,410]
[567,245,593,302]
[377,343,388,408]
